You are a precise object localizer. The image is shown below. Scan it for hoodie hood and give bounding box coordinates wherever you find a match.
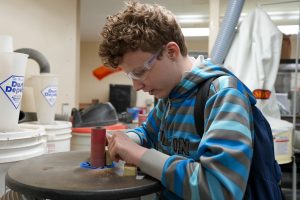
[168,55,257,105]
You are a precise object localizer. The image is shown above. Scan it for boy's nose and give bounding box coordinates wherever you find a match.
[132,79,144,91]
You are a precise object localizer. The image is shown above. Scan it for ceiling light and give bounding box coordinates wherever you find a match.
[176,15,208,24]
[277,25,299,35]
[182,25,299,37]
[181,28,209,37]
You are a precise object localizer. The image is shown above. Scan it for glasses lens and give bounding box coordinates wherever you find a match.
[125,49,161,80]
[126,71,139,80]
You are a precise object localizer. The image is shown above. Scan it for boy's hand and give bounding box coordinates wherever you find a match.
[106,132,147,166]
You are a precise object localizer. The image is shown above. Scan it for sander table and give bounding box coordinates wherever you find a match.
[5,151,161,200]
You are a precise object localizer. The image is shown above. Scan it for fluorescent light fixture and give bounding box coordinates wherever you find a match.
[277,25,299,35]
[239,11,300,22]
[267,11,300,21]
[176,15,208,24]
[181,28,209,37]
[177,11,300,24]
[182,25,298,37]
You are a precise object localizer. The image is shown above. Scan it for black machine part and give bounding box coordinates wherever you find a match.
[71,102,118,128]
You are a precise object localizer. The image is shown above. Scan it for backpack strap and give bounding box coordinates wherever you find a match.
[194,76,219,137]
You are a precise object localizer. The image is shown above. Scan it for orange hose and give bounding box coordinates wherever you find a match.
[93,66,122,80]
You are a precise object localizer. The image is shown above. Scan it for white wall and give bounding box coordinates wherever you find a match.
[0,0,79,115]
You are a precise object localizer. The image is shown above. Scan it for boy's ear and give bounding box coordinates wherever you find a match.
[166,42,180,60]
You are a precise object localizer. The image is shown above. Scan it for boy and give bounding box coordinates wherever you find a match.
[100,1,255,199]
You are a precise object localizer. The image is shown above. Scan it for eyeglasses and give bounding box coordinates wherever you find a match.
[125,50,161,80]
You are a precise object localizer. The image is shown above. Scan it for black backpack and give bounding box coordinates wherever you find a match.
[194,77,284,200]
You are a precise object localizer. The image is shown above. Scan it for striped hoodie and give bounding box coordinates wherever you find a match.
[131,57,256,200]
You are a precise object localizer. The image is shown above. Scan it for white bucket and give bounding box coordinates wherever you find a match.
[267,117,293,165]
[0,123,47,196]
[71,131,91,151]
[28,74,59,124]
[23,121,72,154]
[71,125,128,151]
[47,128,72,153]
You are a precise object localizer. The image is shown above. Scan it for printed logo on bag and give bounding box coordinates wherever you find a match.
[42,86,57,107]
[0,75,24,109]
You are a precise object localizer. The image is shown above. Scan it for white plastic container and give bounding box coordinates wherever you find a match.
[24,121,72,154]
[71,124,128,151]
[268,117,293,164]
[29,74,58,124]
[47,128,72,153]
[71,129,91,151]
[0,124,47,196]
[0,52,28,132]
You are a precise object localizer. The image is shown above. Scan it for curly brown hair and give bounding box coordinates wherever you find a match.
[99,1,188,68]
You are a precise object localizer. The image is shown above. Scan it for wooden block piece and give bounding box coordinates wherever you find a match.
[123,164,137,176]
[105,148,113,166]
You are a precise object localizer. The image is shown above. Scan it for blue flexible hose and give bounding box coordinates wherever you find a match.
[210,0,245,64]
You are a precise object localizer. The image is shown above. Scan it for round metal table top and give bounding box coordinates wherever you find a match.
[5,151,161,200]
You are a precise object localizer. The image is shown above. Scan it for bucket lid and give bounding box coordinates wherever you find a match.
[72,123,128,134]
[46,128,72,138]
[24,121,72,131]
[266,117,293,135]
[0,124,45,140]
